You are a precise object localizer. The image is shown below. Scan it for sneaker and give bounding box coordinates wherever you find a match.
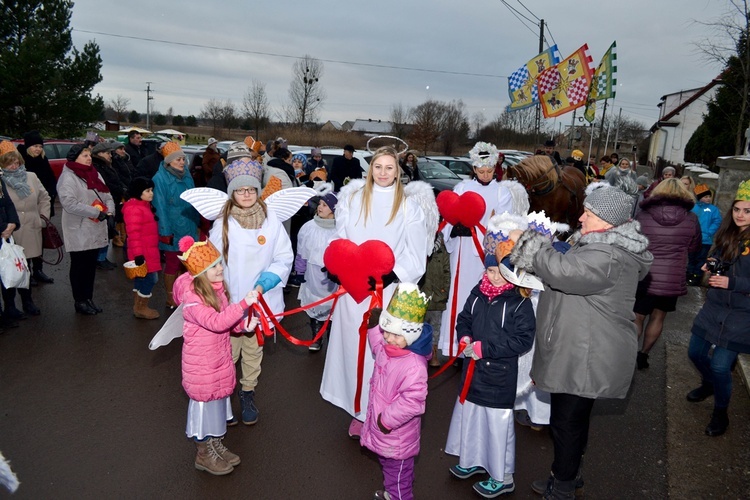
[226,414,239,427]
[239,390,259,425]
[449,464,486,479]
[473,477,515,498]
[373,490,391,500]
[348,418,363,439]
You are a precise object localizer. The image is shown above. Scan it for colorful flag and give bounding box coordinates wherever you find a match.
[537,44,595,119]
[507,45,562,111]
[584,41,618,123]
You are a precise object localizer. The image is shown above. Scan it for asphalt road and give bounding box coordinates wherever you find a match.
[0,226,747,499]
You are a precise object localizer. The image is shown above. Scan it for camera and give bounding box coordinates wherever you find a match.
[706,259,730,276]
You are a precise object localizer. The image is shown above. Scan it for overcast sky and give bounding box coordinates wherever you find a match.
[70,0,728,134]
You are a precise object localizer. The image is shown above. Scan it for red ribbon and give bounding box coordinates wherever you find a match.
[353,281,383,414]
[429,339,474,404]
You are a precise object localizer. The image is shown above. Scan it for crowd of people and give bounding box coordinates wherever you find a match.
[0,131,747,500]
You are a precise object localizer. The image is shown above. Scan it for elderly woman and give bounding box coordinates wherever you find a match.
[152,141,200,308]
[509,185,652,499]
[0,141,51,318]
[57,144,115,315]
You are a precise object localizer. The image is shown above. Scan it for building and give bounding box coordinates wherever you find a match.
[647,76,722,166]
[349,119,393,135]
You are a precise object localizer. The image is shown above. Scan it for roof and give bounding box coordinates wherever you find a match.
[650,76,723,133]
[322,120,342,130]
[350,119,392,134]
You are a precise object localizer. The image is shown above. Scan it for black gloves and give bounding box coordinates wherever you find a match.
[450,223,473,238]
[97,211,108,221]
[368,271,398,290]
[321,267,341,285]
[134,255,145,266]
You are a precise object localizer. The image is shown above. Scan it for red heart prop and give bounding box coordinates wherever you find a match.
[436,190,486,228]
[324,239,395,303]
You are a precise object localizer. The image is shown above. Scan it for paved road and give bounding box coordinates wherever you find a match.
[0,230,747,498]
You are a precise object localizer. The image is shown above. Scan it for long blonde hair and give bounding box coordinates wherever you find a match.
[220,191,268,263]
[192,272,229,312]
[357,146,405,226]
[651,177,694,202]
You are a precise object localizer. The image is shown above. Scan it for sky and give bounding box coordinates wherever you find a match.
[69,0,730,133]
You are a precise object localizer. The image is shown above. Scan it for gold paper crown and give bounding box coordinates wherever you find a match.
[0,140,16,156]
[178,237,222,276]
[385,283,429,324]
[737,179,750,202]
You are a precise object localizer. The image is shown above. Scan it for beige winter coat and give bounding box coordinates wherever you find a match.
[5,172,50,259]
[57,165,115,252]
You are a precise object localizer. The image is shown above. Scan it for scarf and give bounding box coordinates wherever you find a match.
[66,161,110,192]
[2,166,32,199]
[165,164,186,179]
[314,215,336,229]
[230,203,266,230]
[479,273,514,301]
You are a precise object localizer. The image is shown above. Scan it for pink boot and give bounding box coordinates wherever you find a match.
[348,418,363,439]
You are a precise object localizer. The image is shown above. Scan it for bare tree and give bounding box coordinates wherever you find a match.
[165,107,174,124]
[220,100,239,137]
[109,94,130,123]
[693,0,750,154]
[286,55,326,127]
[440,100,469,155]
[243,79,271,135]
[201,98,224,137]
[472,111,486,140]
[410,100,445,154]
[390,103,411,140]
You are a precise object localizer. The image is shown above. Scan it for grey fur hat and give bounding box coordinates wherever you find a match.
[584,185,634,226]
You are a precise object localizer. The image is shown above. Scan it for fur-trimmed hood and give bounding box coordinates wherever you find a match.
[575,219,650,255]
[639,194,694,227]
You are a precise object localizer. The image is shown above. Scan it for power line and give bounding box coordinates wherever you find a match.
[73,28,506,79]
[500,0,537,26]
[498,1,540,40]
[515,0,541,21]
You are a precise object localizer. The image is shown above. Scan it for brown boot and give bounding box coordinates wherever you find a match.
[194,440,233,475]
[134,292,160,320]
[164,273,177,309]
[209,437,240,466]
[113,222,126,247]
[429,345,441,367]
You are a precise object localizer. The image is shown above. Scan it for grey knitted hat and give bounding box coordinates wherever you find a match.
[226,142,251,161]
[584,185,634,226]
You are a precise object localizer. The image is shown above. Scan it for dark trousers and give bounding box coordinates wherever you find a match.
[549,393,595,481]
[69,249,98,302]
[688,334,739,408]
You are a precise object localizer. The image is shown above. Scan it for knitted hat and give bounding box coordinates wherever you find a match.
[23,130,44,148]
[379,283,429,345]
[226,142,251,161]
[207,137,217,147]
[161,141,184,165]
[292,153,308,169]
[736,179,750,202]
[636,175,650,188]
[572,150,584,161]
[469,141,500,169]
[311,147,322,157]
[178,236,222,277]
[66,143,86,162]
[0,140,16,157]
[316,182,338,211]
[694,184,712,200]
[224,158,263,195]
[583,185,634,226]
[128,177,154,200]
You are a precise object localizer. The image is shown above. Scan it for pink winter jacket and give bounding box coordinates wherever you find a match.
[174,273,249,402]
[360,326,429,460]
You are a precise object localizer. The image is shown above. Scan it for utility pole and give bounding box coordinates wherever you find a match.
[613,107,623,156]
[534,19,545,141]
[568,109,577,151]
[595,99,608,160]
[145,82,154,130]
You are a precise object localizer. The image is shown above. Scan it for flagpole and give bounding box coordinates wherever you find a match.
[613,107,623,157]
[534,19,545,140]
[595,99,608,159]
[587,122,595,177]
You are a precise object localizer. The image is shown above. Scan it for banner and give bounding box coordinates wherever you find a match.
[537,44,595,118]
[584,41,618,123]
[507,45,561,111]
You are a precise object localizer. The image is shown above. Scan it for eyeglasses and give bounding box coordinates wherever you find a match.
[234,187,256,195]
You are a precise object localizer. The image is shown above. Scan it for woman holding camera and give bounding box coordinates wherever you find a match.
[686,180,750,437]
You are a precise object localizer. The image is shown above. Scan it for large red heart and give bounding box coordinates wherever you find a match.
[324,239,395,303]
[436,190,486,228]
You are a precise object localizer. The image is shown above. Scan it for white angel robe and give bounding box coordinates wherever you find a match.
[208,210,293,317]
[320,181,429,420]
[297,218,339,320]
[438,179,513,356]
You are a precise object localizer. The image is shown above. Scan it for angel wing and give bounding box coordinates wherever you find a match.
[498,179,530,216]
[265,186,317,222]
[148,304,185,350]
[180,188,229,221]
[404,180,439,256]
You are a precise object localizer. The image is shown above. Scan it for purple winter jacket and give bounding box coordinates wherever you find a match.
[360,326,430,460]
[174,273,250,402]
[636,195,701,297]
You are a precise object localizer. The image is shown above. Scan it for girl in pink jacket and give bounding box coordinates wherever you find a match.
[360,283,431,500]
[174,236,258,476]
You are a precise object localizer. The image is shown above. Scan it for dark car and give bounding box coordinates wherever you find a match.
[412,159,462,195]
[12,139,77,180]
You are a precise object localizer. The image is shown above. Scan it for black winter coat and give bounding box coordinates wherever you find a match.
[135,153,163,180]
[456,283,535,408]
[0,179,21,249]
[112,153,134,189]
[330,155,363,191]
[267,158,297,185]
[92,156,128,219]
[17,145,57,198]
[124,141,145,169]
[636,195,701,297]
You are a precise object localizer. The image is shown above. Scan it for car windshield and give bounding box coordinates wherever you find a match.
[417,160,461,180]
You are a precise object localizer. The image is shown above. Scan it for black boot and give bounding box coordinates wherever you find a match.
[74,301,97,315]
[19,288,40,316]
[309,318,322,352]
[686,383,714,402]
[1,287,26,320]
[544,476,576,500]
[705,407,729,437]
[636,351,649,370]
[31,257,54,284]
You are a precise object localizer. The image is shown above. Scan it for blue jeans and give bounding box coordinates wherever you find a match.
[97,245,108,262]
[134,272,158,296]
[687,334,739,408]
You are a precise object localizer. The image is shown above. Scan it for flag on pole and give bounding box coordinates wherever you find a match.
[584,41,617,123]
[507,45,562,111]
[537,44,595,118]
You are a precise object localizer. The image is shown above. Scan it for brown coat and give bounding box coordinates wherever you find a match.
[6,172,51,259]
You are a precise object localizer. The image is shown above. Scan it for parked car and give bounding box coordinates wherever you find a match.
[12,139,77,180]
[412,159,462,195]
[291,147,373,176]
[424,156,474,179]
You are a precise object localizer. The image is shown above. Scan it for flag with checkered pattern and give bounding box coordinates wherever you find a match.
[584,41,617,123]
[506,45,561,111]
[538,44,595,119]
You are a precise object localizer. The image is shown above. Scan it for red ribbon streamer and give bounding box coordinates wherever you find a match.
[448,247,461,357]
[429,340,474,404]
[353,281,383,414]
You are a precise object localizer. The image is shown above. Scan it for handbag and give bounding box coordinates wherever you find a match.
[41,215,63,249]
[0,236,31,288]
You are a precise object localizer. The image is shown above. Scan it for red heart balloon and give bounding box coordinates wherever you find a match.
[324,239,395,303]
[437,190,486,229]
